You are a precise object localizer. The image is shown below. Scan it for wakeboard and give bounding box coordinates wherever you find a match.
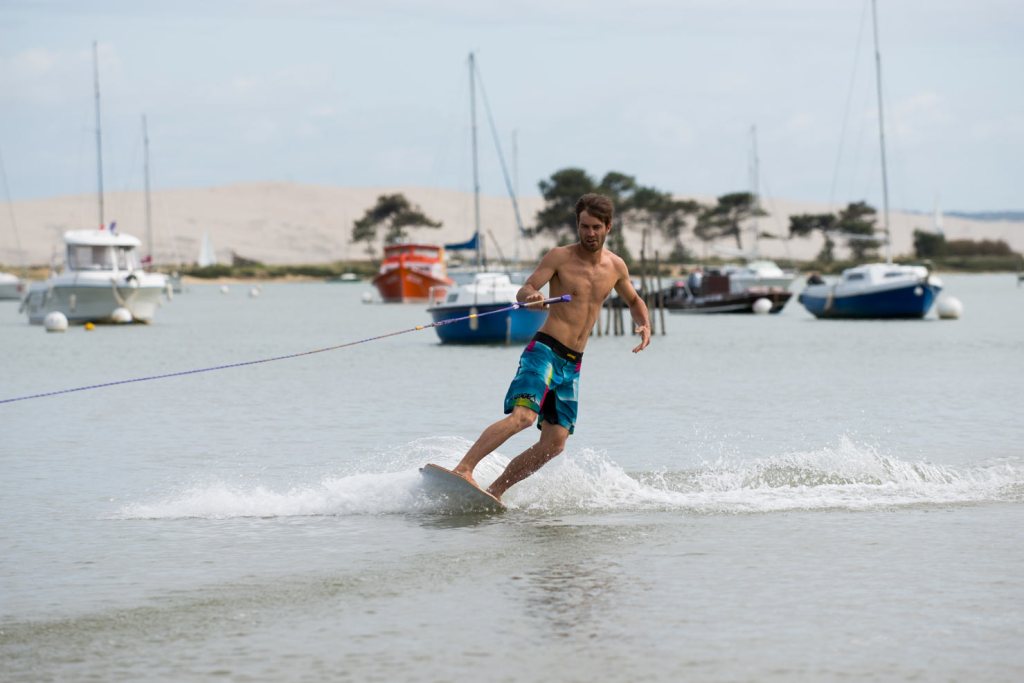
[420,463,506,512]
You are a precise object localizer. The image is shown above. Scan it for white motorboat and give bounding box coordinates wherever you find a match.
[19,43,169,325]
[21,228,168,324]
[0,272,23,300]
[721,260,797,294]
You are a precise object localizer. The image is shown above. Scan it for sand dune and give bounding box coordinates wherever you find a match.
[2,182,1021,267]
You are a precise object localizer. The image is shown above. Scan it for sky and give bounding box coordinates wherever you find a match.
[1,0,1022,213]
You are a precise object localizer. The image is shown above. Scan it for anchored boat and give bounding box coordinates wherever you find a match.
[371,242,453,303]
[21,228,168,324]
[661,270,792,314]
[427,271,545,344]
[0,272,23,300]
[797,0,944,320]
[798,263,940,319]
[20,44,168,325]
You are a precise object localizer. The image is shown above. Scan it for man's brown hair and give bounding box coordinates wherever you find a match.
[575,193,614,227]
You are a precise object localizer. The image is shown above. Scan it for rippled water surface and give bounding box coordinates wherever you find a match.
[2,274,1022,682]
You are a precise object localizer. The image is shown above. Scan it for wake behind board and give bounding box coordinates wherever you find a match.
[420,464,506,512]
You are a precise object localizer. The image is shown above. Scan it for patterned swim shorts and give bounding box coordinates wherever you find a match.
[503,331,583,434]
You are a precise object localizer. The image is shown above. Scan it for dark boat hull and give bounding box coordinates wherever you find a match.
[664,289,792,314]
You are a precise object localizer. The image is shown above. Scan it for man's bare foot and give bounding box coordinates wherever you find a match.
[451,466,479,489]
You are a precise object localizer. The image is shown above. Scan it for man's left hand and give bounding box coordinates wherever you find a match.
[632,324,650,353]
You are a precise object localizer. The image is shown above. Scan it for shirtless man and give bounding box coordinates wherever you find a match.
[453,193,651,501]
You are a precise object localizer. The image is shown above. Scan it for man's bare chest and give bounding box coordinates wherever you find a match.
[555,262,618,305]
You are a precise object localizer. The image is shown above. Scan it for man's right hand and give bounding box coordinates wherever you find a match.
[519,287,547,308]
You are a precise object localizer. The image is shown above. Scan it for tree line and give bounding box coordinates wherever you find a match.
[350,168,1016,265]
[350,168,766,265]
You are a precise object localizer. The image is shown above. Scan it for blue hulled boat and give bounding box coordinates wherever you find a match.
[428,272,546,344]
[799,1,952,321]
[798,263,941,319]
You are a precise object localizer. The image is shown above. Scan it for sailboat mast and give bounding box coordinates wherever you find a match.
[93,41,105,230]
[0,150,25,269]
[143,115,153,263]
[871,0,892,264]
[512,128,520,264]
[749,124,760,258]
[469,52,483,268]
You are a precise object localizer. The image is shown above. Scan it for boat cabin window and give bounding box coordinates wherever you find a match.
[844,273,866,281]
[115,246,138,271]
[68,245,115,270]
[884,271,904,278]
[387,245,439,258]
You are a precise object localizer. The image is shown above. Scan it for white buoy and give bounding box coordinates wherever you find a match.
[111,307,133,323]
[249,286,261,298]
[44,311,68,332]
[361,291,374,304]
[937,296,963,320]
[220,285,230,294]
[752,297,773,315]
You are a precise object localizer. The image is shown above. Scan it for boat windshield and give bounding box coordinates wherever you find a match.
[68,244,115,270]
[115,246,138,271]
[387,245,439,258]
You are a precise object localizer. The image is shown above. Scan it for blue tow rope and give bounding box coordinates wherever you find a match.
[0,294,572,405]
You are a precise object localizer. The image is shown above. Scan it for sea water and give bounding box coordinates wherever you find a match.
[1,274,1022,682]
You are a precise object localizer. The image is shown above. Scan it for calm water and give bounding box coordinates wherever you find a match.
[2,274,1022,682]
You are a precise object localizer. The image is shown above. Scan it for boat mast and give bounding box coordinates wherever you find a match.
[871,0,892,264]
[749,124,760,259]
[469,52,483,268]
[93,41,106,230]
[472,56,527,267]
[0,150,25,271]
[143,115,153,264]
[512,128,520,265]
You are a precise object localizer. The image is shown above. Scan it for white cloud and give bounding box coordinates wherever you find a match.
[622,105,696,149]
[887,91,951,144]
[0,44,121,107]
[969,114,1024,143]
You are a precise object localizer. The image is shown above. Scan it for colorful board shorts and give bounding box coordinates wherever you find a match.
[503,332,583,434]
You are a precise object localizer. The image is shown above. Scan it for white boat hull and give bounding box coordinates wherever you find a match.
[22,275,167,324]
[0,277,23,300]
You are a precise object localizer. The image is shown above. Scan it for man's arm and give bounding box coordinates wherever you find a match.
[613,265,651,353]
[517,247,563,306]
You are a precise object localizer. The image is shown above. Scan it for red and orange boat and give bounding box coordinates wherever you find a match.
[371,243,453,303]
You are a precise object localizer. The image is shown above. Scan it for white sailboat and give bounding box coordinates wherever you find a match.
[717,126,797,295]
[21,42,168,324]
[798,0,941,319]
[0,149,26,300]
[197,231,217,267]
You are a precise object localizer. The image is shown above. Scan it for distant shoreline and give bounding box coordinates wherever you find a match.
[3,182,1023,269]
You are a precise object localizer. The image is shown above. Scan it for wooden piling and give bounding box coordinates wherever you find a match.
[655,251,666,335]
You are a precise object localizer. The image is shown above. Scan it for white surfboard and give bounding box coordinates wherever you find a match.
[420,464,506,512]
